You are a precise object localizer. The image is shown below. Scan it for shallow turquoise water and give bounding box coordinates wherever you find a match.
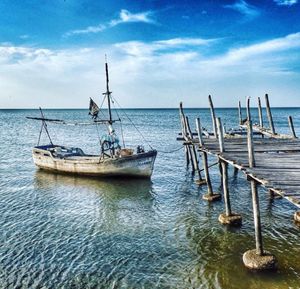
[0,108,299,288]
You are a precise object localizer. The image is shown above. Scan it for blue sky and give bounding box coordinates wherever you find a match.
[0,0,300,108]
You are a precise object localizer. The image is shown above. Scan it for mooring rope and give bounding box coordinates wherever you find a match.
[155,145,184,154]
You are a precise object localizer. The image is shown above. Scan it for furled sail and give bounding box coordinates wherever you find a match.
[89,97,100,119]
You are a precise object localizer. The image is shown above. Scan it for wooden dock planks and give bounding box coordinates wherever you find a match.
[197,137,300,208]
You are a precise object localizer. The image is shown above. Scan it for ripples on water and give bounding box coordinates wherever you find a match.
[0,108,300,288]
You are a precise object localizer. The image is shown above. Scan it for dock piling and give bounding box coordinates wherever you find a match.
[258,97,263,128]
[179,102,190,167]
[265,94,276,135]
[246,97,251,122]
[247,120,255,168]
[238,101,243,125]
[243,117,277,270]
[209,95,217,137]
[288,116,297,138]
[218,161,242,225]
[196,118,221,201]
[216,117,225,153]
[185,116,205,185]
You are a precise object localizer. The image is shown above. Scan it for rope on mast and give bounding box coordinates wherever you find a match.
[110,96,154,150]
[39,107,53,145]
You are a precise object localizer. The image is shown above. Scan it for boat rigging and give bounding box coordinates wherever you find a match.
[26,59,157,178]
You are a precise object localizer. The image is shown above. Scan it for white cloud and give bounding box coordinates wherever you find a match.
[65,9,155,37]
[110,9,154,26]
[274,0,298,6]
[224,0,260,19]
[115,37,214,57]
[20,34,29,40]
[1,33,300,108]
[210,32,300,66]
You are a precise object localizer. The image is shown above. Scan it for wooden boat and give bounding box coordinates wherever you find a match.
[27,61,157,178]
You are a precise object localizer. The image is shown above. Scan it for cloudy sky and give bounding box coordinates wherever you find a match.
[1,0,300,108]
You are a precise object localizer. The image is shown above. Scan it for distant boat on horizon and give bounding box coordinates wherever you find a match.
[27,60,157,178]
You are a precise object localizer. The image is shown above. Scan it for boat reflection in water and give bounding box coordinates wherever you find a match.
[33,170,155,232]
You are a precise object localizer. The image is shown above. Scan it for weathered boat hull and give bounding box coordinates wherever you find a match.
[32,146,157,178]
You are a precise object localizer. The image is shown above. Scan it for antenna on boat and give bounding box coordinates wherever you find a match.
[104,54,113,124]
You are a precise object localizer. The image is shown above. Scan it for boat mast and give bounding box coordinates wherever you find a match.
[104,56,113,124]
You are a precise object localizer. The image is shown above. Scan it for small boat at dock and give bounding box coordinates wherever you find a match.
[27,61,157,178]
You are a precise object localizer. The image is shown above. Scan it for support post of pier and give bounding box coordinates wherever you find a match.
[258,97,263,128]
[216,117,225,153]
[186,116,205,185]
[265,94,276,135]
[208,95,217,137]
[196,118,221,201]
[288,116,297,139]
[247,120,255,168]
[182,115,193,169]
[179,102,190,167]
[218,161,242,225]
[246,97,251,122]
[243,119,277,270]
[238,101,243,125]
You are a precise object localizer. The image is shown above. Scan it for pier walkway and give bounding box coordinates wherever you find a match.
[199,137,300,208]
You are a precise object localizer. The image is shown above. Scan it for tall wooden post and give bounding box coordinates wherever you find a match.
[238,101,243,125]
[246,97,251,122]
[185,116,198,173]
[288,116,297,138]
[250,180,263,256]
[221,161,231,216]
[217,117,242,225]
[179,102,189,166]
[186,116,205,184]
[258,97,263,128]
[208,95,217,137]
[247,120,255,168]
[216,117,225,153]
[196,118,221,201]
[265,94,275,135]
[243,117,277,270]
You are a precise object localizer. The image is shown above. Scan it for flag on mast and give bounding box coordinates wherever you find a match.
[89,98,99,119]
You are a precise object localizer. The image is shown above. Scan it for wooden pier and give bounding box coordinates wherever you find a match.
[178,95,300,270]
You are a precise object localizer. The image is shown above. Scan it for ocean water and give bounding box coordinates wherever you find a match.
[0,107,300,289]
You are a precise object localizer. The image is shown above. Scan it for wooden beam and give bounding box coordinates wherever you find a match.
[179,102,190,166]
[265,94,275,135]
[238,100,243,125]
[288,116,297,139]
[258,97,263,128]
[221,161,232,216]
[250,179,264,256]
[216,117,225,153]
[246,96,251,122]
[247,120,255,168]
[208,95,217,137]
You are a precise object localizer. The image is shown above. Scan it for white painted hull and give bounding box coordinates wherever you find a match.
[32,147,157,178]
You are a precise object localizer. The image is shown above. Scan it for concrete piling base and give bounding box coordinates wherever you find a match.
[203,193,221,201]
[195,179,207,186]
[243,249,277,270]
[294,211,300,223]
[218,213,242,226]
